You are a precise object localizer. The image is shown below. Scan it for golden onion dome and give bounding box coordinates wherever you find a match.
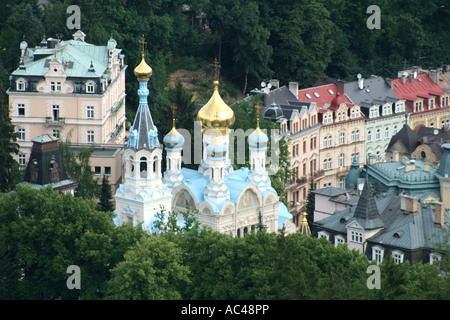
[197,80,235,133]
[163,118,184,149]
[134,54,153,81]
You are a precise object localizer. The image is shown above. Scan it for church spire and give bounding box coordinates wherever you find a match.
[299,211,311,236]
[353,177,385,230]
[128,35,159,150]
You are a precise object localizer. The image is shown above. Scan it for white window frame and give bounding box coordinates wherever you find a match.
[367,130,372,141]
[318,231,329,240]
[430,253,441,264]
[52,129,60,139]
[18,128,25,141]
[86,81,95,93]
[87,106,95,119]
[87,130,95,143]
[339,133,345,145]
[392,250,404,264]
[18,154,26,166]
[338,153,345,167]
[335,235,345,247]
[16,79,26,91]
[350,230,363,244]
[372,246,384,264]
[17,104,25,116]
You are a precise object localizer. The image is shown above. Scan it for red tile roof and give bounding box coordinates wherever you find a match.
[392,73,445,104]
[297,84,352,110]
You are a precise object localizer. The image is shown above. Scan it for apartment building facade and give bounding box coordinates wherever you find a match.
[7,30,127,168]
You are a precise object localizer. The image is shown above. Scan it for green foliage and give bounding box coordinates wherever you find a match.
[305,178,315,231]
[97,175,114,213]
[59,131,100,200]
[0,184,115,299]
[105,234,190,300]
[0,83,20,192]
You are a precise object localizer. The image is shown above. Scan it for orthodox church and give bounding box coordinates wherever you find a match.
[114,40,295,236]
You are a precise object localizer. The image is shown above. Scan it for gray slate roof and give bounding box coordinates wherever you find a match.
[344,76,400,106]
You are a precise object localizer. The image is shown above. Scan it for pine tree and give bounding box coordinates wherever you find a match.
[0,83,20,193]
[98,175,114,212]
[305,177,315,232]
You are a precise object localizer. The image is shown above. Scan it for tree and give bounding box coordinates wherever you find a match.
[305,177,315,232]
[270,0,333,87]
[59,131,100,200]
[0,184,115,299]
[0,83,21,193]
[98,175,114,212]
[105,234,190,300]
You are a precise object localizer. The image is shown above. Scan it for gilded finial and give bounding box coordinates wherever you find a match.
[139,34,147,58]
[255,102,262,129]
[134,34,152,81]
[171,104,177,128]
[212,58,221,83]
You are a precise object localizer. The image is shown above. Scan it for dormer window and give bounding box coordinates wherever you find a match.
[441,96,449,107]
[395,101,405,113]
[392,250,404,264]
[370,107,379,118]
[86,81,95,93]
[383,104,392,116]
[429,98,435,110]
[414,100,423,112]
[16,79,26,91]
[372,246,384,264]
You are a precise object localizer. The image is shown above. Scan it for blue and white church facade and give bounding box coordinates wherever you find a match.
[114,53,295,236]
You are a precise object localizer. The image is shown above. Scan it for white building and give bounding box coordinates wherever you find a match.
[114,53,295,236]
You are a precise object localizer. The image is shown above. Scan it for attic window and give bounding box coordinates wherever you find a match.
[339,217,347,224]
[305,93,312,99]
[313,92,320,98]
[418,78,422,82]
[328,89,334,95]
[393,231,403,238]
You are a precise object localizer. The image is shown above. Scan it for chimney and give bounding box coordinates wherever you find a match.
[400,194,418,212]
[269,79,279,89]
[357,74,364,90]
[401,72,407,84]
[289,82,298,97]
[429,70,438,84]
[336,80,346,95]
[434,202,445,228]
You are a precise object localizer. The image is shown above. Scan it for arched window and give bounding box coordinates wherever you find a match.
[339,133,345,145]
[338,153,345,167]
[140,157,147,172]
[86,81,95,93]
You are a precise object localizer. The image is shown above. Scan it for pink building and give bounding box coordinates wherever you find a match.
[7,30,127,170]
[298,83,365,190]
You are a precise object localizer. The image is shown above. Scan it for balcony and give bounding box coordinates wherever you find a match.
[285,176,308,189]
[111,122,125,139]
[313,170,325,179]
[111,97,125,115]
[45,117,65,127]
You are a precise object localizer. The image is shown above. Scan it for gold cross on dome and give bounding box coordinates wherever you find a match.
[171,104,177,127]
[212,58,221,81]
[255,102,262,127]
[139,34,147,57]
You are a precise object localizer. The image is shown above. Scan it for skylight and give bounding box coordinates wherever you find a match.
[328,89,334,95]
[313,92,320,98]
[305,93,312,99]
